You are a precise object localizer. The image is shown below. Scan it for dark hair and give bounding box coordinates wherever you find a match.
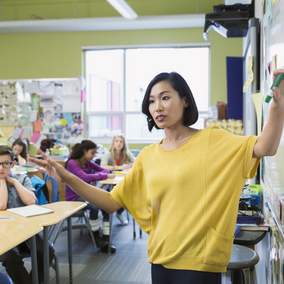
[12,138,28,160]
[0,146,14,160]
[40,138,56,153]
[65,140,97,167]
[142,72,199,131]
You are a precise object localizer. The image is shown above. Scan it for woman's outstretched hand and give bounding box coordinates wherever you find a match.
[28,156,58,179]
[46,159,58,178]
[272,69,284,106]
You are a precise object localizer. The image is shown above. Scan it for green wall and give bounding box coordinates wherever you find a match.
[0,0,222,21]
[0,28,242,104]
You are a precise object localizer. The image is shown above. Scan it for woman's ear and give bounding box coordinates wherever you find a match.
[183,98,189,108]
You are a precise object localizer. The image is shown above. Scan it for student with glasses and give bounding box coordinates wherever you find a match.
[0,146,54,284]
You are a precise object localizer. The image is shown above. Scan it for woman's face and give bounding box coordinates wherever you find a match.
[148,81,187,129]
[113,137,124,152]
[12,144,23,156]
[84,148,97,161]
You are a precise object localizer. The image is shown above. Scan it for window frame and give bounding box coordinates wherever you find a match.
[83,43,211,143]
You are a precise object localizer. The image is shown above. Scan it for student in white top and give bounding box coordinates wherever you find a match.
[102,135,135,225]
[11,138,28,165]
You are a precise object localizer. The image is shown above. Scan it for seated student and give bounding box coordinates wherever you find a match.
[29,138,60,203]
[103,135,135,168]
[65,140,116,253]
[0,146,54,284]
[37,138,56,156]
[11,139,28,165]
[102,135,135,225]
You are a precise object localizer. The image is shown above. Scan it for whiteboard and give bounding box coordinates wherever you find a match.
[261,0,284,218]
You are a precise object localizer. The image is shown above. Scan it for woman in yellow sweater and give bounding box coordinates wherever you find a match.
[35,71,284,284]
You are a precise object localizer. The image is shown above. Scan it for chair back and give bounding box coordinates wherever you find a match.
[0,272,13,284]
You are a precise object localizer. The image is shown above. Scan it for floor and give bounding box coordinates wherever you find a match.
[50,213,151,284]
[1,212,268,284]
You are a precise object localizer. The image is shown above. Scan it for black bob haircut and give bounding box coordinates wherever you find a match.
[142,72,199,131]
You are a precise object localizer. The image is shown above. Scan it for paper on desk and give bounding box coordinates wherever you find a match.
[114,176,124,183]
[8,205,54,217]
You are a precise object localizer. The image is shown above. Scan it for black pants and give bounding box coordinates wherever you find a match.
[0,235,54,284]
[151,264,221,284]
[102,184,124,216]
[87,204,109,222]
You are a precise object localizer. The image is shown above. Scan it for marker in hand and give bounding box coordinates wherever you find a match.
[265,72,284,103]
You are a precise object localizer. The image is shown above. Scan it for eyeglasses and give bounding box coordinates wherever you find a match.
[0,161,13,169]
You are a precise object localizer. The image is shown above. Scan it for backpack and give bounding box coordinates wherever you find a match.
[30,175,49,205]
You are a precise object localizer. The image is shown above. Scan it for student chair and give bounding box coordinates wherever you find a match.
[227,244,259,284]
[234,230,267,249]
[51,208,96,249]
[44,173,60,203]
[19,242,60,284]
[132,217,142,240]
[0,272,13,284]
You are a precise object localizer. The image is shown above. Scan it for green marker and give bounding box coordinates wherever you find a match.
[265,73,284,103]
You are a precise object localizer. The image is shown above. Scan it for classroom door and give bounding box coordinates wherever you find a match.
[226,56,243,120]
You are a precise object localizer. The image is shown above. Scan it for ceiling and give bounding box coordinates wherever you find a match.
[0,0,221,21]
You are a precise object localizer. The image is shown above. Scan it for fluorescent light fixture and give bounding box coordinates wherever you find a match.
[107,0,138,19]
[0,14,205,32]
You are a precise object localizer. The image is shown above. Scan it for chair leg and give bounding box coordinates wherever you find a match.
[133,218,136,240]
[249,267,257,284]
[54,211,99,248]
[51,221,65,245]
[48,224,57,240]
[82,215,96,247]
[231,269,245,284]
[53,254,60,284]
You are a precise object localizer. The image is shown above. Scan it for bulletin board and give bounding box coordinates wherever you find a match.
[22,78,82,141]
[0,78,82,143]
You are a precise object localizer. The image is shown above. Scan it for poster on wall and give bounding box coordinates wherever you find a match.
[42,112,83,140]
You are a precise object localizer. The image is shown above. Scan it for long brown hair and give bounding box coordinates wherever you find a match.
[12,138,28,160]
[110,135,129,165]
[65,140,97,168]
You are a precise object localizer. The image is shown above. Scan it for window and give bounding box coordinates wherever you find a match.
[85,46,209,142]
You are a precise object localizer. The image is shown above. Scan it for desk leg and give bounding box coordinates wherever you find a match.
[67,217,73,284]
[108,213,113,253]
[104,184,113,253]
[31,236,39,284]
[43,227,49,284]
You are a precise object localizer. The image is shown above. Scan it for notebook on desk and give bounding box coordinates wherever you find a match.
[114,176,124,183]
[8,205,54,217]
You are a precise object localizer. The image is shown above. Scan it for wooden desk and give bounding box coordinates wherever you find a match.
[99,175,125,186]
[11,165,40,176]
[31,201,86,227]
[31,201,86,284]
[104,165,125,171]
[98,175,127,252]
[0,210,42,284]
